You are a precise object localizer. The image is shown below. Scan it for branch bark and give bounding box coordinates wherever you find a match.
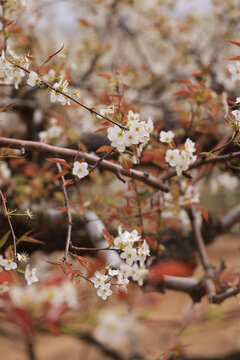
[0,137,169,191]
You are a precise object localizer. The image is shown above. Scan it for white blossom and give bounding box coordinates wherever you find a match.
[25,265,38,285]
[1,258,17,271]
[27,71,41,87]
[97,283,112,300]
[90,271,108,289]
[159,130,174,144]
[72,161,89,179]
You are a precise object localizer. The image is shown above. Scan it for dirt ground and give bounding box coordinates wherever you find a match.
[1,234,240,360]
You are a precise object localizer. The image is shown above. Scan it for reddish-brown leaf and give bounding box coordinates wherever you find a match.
[97,73,111,80]
[52,169,68,181]
[226,38,240,47]
[228,56,240,61]
[96,145,113,153]
[102,229,114,246]
[69,252,88,266]
[200,206,209,223]
[38,45,64,72]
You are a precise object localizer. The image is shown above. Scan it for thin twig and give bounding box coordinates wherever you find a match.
[56,163,72,262]
[0,137,169,191]
[7,60,126,130]
[191,206,216,301]
[0,189,17,256]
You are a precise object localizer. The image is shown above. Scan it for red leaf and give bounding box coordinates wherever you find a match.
[25,54,36,62]
[96,145,113,153]
[46,158,68,166]
[42,258,65,267]
[226,38,240,47]
[228,56,240,61]
[102,229,114,246]
[97,73,111,80]
[52,169,68,181]
[200,206,209,223]
[69,252,88,266]
[38,45,64,72]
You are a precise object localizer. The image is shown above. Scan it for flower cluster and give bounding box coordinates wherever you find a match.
[72,161,89,179]
[210,172,238,194]
[0,50,29,89]
[165,137,197,176]
[90,226,150,300]
[27,71,80,105]
[7,279,78,315]
[0,253,38,289]
[94,307,140,348]
[107,110,153,154]
[39,118,62,142]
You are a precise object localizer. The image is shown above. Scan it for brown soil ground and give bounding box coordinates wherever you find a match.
[1,234,240,360]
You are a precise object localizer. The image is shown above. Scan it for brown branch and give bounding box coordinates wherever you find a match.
[219,204,240,233]
[0,189,17,256]
[56,163,72,262]
[0,137,169,191]
[191,206,216,301]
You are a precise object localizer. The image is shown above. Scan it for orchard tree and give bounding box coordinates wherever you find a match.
[0,0,240,359]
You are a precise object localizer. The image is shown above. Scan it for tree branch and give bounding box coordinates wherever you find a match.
[0,137,169,191]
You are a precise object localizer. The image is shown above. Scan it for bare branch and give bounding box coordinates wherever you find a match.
[0,137,169,191]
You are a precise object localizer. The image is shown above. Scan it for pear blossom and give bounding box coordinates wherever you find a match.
[97,283,113,300]
[229,62,240,81]
[185,138,195,154]
[25,265,38,285]
[27,71,41,87]
[127,110,140,122]
[1,258,17,271]
[17,253,29,262]
[120,246,138,266]
[165,149,180,167]
[97,104,116,118]
[90,271,108,288]
[72,161,89,179]
[159,130,174,144]
[50,80,70,105]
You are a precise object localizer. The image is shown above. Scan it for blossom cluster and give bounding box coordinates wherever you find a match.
[39,118,62,142]
[0,50,29,89]
[94,307,140,348]
[106,109,153,154]
[27,71,80,106]
[210,172,238,194]
[90,226,150,300]
[9,280,78,311]
[162,133,197,176]
[0,253,38,294]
